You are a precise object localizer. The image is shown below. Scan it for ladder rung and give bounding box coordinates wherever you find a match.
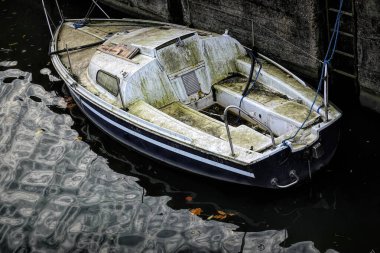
[328,8,353,17]
[332,69,357,79]
[329,29,354,38]
[335,50,355,58]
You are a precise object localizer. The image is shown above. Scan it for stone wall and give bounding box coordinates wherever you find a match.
[182,0,323,78]
[356,0,380,112]
[99,0,171,21]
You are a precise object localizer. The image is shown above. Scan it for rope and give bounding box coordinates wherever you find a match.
[233,49,262,125]
[282,0,344,146]
[237,50,262,120]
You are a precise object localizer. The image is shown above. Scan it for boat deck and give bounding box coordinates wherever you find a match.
[161,102,273,152]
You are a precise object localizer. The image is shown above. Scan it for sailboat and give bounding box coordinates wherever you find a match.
[45,2,342,188]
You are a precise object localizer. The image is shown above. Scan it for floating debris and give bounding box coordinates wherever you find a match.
[40,67,61,82]
[40,67,51,75]
[0,60,17,67]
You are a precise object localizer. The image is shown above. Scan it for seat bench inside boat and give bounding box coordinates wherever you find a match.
[128,100,265,163]
[129,100,273,152]
[214,76,320,137]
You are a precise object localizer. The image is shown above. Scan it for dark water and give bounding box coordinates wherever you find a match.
[0,0,379,252]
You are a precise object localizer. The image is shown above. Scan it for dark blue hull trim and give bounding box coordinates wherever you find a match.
[68,87,341,188]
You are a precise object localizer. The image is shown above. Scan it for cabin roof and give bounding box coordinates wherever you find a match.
[107,26,195,50]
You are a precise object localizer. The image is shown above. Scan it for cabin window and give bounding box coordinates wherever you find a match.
[96,70,120,96]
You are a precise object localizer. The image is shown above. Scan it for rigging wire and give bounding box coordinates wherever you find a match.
[282,0,344,145]
[54,0,64,22]
[84,1,96,20]
[91,0,111,19]
[41,0,54,39]
[74,0,110,28]
[46,11,57,30]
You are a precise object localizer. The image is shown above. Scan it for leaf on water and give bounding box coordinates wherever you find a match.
[208,210,235,220]
[213,210,227,220]
[185,196,193,202]
[75,136,83,141]
[190,208,202,216]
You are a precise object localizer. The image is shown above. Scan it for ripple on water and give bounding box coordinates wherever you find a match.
[0,63,337,252]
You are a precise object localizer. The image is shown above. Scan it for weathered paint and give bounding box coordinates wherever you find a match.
[157,34,202,75]
[201,35,246,85]
[55,19,341,161]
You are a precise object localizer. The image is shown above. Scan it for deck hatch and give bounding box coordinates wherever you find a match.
[182,71,200,96]
[98,44,140,60]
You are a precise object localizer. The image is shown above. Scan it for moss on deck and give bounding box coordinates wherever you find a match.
[161,102,272,152]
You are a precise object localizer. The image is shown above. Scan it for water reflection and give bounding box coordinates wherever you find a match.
[0,65,337,252]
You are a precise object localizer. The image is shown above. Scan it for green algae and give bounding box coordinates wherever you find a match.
[157,37,202,75]
[161,102,226,137]
[273,101,319,123]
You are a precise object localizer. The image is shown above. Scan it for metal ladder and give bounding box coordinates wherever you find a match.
[325,0,357,81]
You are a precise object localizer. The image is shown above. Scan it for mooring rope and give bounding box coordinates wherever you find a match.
[234,49,262,124]
[282,0,344,146]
